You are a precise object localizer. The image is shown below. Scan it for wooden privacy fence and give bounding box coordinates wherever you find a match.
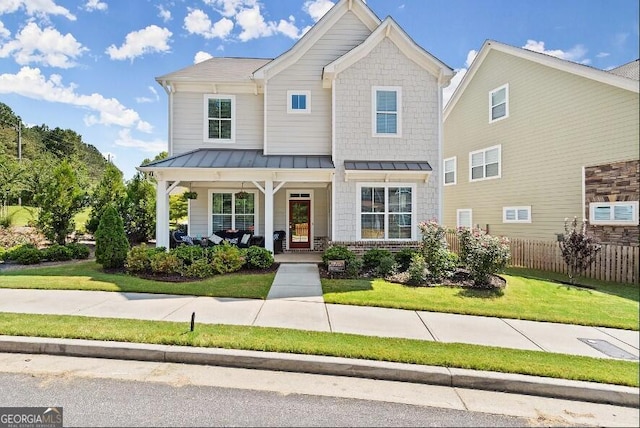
[445,232,639,285]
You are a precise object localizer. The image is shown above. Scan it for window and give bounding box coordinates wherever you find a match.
[357,183,415,240]
[503,206,531,223]
[589,202,639,226]
[470,145,501,181]
[443,157,456,185]
[489,84,508,122]
[457,209,472,229]
[204,95,235,142]
[372,86,401,137]
[287,90,311,114]
[210,191,257,232]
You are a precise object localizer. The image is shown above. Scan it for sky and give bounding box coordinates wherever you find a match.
[0,0,638,179]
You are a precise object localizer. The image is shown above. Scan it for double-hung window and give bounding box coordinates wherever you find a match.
[503,206,531,223]
[443,157,456,185]
[358,183,415,240]
[204,94,235,142]
[470,145,501,181]
[589,201,639,225]
[489,84,508,122]
[210,191,257,232]
[287,90,310,114]
[372,86,401,137]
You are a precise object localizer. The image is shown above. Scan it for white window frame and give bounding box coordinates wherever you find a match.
[503,206,532,223]
[203,94,236,143]
[489,84,509,123]
[356,182,416,241]
[208,189,260,235]
[469,145,501,182]
[372,86,402,138]
[457,209,472,229]
[287,90,311,114]
[443,156,456,186]
[589,201,639,226]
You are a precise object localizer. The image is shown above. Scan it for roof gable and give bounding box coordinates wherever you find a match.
[156,57,272,84]
[252,0,380,81]
[322,16,453,88]
[444,40,640,120]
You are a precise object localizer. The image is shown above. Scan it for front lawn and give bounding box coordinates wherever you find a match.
[0,312,636,387]
[3,205,90,230]
[322,270,639,330]
[0,261,273,299]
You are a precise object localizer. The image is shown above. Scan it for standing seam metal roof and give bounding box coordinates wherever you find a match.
[344,160,432,171]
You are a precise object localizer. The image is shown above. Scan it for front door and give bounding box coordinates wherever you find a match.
[289,200,311,249]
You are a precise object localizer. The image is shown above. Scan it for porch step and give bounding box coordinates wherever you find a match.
[274,252,322,264]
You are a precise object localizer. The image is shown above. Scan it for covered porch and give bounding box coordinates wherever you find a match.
[138,149,335,253]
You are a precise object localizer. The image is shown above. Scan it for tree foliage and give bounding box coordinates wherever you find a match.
[95,204,129,269]
[86,163,126,234]
[558,217,601,284]
[122,172,156,244]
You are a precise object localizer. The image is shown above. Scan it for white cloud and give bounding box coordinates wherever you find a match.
[236,4,275,41]
[194,51,213,63]
[0,21,10,39]
[136,120,153,133]
[135,86,159,104]
[596,52,610,58]
[115,129,166,153]
[522,40,590,64]
[442,49,477,107]
[0,66,147,129]
[157,5,171,22]
[106,25,172,61]
[0,22,87,68]
[303,0,334,22]
[0,0,76,20]
[84,0,107,12]
[465,49,477,68]
[204,0,251,18]
[184,9,234,39]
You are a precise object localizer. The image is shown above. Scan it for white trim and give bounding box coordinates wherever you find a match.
[203,94,236,143]
[207,189,260,236]
[331,83,336,164]
[286,90,311,114]
[331,173,336,240]
[456,208,472,229]
[263,82,268,154]
[443,156,456,186]
[489,84,509,123]
[285,189,314,250]
[355,182,417,241]
[437,85,444,223]
[581,166,586,220]
[187,198,192,235]
[469,144,501,182]
[502,206,531,223]
[372,86,402,138]
[589,201,639,226]
[168,87,174,156]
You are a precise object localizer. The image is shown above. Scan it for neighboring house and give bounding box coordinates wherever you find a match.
[139,0,453,253]
[443,41,639,246]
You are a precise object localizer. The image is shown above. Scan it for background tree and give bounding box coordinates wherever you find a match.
[558,217,601,284]
[170,193,188,224]
[34,160,88,244]
[86,163,126,234]
[122,172,156,244]
[95,204,129,269]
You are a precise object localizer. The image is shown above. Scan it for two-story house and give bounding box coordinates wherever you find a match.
[139,0,453,253]
[442,40,639,246]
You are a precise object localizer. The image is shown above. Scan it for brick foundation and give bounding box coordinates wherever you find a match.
[328,240,421,255]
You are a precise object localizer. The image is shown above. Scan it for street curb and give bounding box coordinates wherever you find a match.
[0,335,638,408]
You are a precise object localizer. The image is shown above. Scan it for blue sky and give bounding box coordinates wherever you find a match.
[0,0,638,179]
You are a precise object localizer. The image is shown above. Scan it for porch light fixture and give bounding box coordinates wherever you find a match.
[235,182,249,200]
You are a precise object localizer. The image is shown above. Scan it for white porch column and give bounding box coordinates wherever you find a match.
[264,179,274,253]
[155,179,170,249]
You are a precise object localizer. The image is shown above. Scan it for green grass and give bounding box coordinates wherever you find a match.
[3,206,90,230]
[0,261,274,299]
[322,271,639,330]
[0,312,636,387]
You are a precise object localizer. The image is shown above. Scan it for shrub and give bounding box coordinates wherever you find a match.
[126,244,152,273]
[362,248,393,271]
[171,244,204,266]
[0,247,5,261]
[244,246,274,269]
[183,258,214,279]
[418,220,457,281]
[42,244,73,262]
[150,252,183,275]
[558,217,601,284]
[5,244,37,262]
[6,244,43,265]
[66,243,90,259]
[95,205,130,269]
[375,255,397,277]
[210,242,245,274]
[322,245,361,277]
[394,248,417,272]
[458,228,510,286]
[407,253,427,285]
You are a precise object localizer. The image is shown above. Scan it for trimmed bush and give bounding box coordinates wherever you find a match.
[211,242,245,274]
[362,248,393,270]
[6,244,43,265]
[244,246,274,270]
[183,258,214,279]
[458,228,510,286]
[126,244,153,273]
[418,220,457,281]
[66,243,90,260]
[407,253,426,285]
[95,205,130,269]
[0,247,5,261]
[42,244,73,262]
[394,248,417,272]
[150,252,183,275]
[375,254,396,277]
[171,244,204,266]
[322,245,361,278]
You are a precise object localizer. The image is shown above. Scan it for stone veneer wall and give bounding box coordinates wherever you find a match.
[328,240,421,256]
[584,159,639,246]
